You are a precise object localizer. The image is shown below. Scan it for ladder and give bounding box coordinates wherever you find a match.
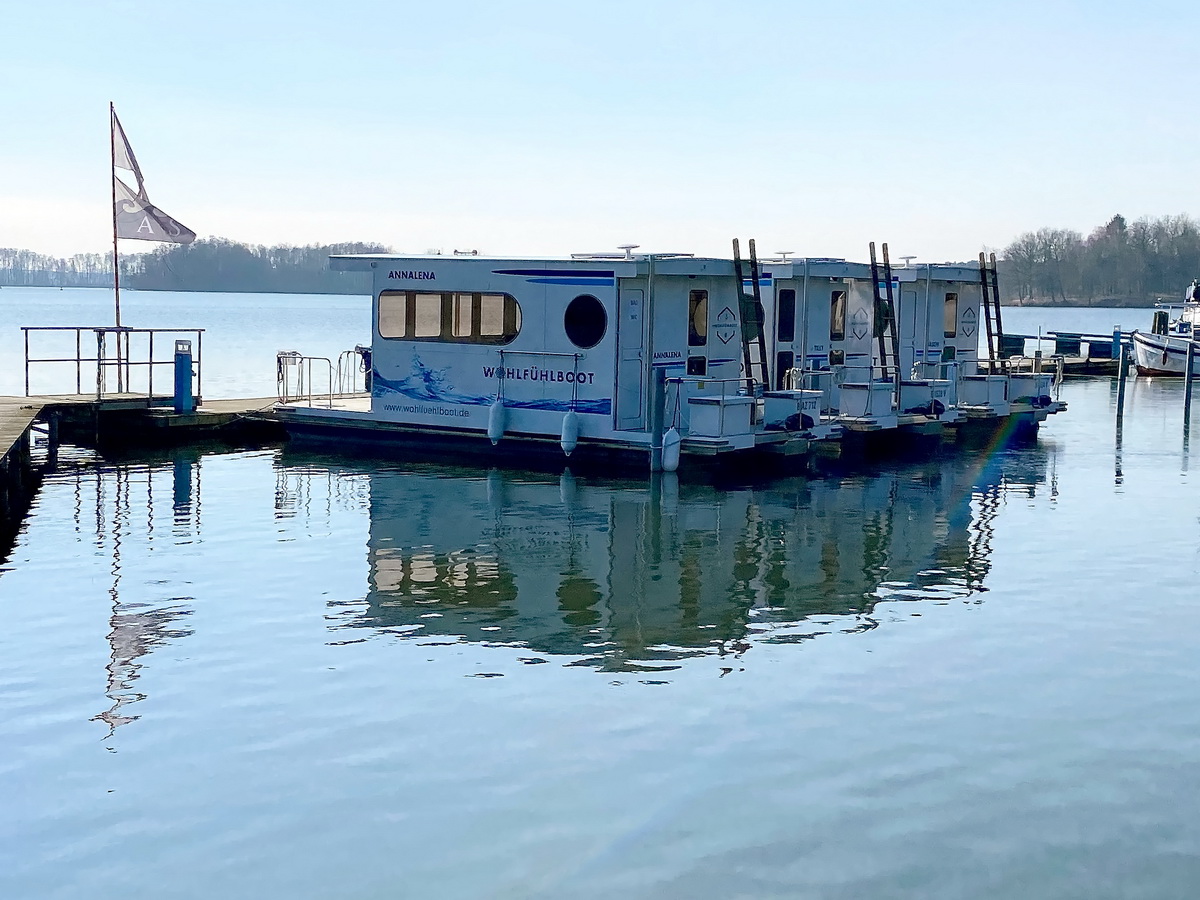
[732,238,770,393]
[869,241,901,382]
[978,252,1008,374]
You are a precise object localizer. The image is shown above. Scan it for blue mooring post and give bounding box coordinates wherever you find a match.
[1116,343,1128,422]
[173,339,195,414]
[1112,326,1121,361]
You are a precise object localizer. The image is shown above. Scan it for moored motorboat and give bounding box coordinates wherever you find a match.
[1131,279,1200,376]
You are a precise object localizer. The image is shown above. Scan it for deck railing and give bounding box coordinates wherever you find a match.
[276,348,370,407]
[21,326,204,400]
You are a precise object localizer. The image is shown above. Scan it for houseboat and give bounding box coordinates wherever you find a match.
[756,257,900,431]
[887,261,1064,436]
[273,250,829,473]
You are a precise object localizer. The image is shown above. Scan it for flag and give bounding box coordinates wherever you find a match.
[111,108,145,191]
[114,176,197,244]
[111,107,195,244]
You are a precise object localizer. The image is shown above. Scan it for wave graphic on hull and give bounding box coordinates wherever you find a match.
[373,356,612,415]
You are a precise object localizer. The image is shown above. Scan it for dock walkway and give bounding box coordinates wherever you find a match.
[1,394,282,463]
[0,397,44,465]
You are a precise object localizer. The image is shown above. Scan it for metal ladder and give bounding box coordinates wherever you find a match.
[869,242,901,382]
[732,238,770,393]
[978,251,1008,375]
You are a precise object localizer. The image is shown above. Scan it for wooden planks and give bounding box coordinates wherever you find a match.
[0,396,43,463]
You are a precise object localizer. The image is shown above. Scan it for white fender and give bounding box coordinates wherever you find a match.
[487,399,506,445]
[661,427,682,473]
[560,410,579,456]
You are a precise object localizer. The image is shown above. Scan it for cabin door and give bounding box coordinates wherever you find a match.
[900,289,920,376]
[616,287,647,430]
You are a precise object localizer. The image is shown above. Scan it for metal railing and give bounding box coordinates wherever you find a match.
[22,326,204,400]
[277,348,371,407]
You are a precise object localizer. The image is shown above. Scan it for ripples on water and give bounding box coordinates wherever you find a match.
[3,379,1200,898]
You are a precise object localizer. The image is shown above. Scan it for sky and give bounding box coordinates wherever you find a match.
[2,0,1197,263]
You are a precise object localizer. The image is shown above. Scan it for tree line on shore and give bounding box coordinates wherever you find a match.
[1001,214,1200,306]
[4,216,1199,306]
[0,239,385,294]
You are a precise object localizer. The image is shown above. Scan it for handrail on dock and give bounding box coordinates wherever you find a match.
[277,349,370,408]
[21,326,204,400]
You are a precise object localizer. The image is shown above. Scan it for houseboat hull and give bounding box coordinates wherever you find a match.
[273,402,818,479]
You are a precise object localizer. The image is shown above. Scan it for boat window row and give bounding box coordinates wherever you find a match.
[378,290,611,349]
[378,291,522,344]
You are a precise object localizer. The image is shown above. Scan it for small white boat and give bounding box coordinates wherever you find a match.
[1131,280,1200,376]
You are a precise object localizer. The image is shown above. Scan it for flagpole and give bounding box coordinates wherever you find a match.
[110,102,121,329]
[109,102,124,393]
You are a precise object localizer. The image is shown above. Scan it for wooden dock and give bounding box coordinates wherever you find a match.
[982,356,1119,377]
[1,394,284,526]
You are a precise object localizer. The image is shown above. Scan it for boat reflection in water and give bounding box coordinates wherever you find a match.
[304,448,1051,672]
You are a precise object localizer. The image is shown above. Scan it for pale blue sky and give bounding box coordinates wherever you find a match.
[2,0,1195,261]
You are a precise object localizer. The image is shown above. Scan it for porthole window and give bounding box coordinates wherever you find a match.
[564,294,607,349]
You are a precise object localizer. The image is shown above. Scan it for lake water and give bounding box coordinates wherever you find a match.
[3,289,1198,899]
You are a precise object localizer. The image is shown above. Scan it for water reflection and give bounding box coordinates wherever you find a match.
[45,453,202,736]
[285,449,1049,671]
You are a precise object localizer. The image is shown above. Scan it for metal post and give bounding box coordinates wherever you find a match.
[75,328,81,394]
[96,331,104,400]
[23,329,30,397]
[149,331,155,397]
[1116,342,1128,421]
[1112,326,1121,362]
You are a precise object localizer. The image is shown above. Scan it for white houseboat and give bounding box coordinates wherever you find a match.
[756,257,900,431]
[274,250,828,472]
[888,261,1063,434]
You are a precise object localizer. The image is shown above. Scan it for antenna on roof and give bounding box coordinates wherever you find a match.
[775,251,794,262]
[899,255,917,268]
[617,243,640,260]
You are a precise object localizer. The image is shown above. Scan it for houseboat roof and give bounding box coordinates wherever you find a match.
[330,252,737,277]
[892,262,984,283]
[758,258,873,279]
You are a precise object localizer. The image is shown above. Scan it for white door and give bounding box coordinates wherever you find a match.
[616,287,646,430]
[901,289,919,375]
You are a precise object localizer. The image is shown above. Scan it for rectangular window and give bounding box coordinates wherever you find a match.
[687,356,707,376]
[378,290,408,338]
[452,293,475,338]
[830,290,847,342]
[480,294,505,337]
[777,289,796,343]
[377,290,520,344]
[688,290,708,346]
[414,293,442,338]
[943,292,958,338]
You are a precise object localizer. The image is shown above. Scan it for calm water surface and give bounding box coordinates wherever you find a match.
[2,292,1198,898]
